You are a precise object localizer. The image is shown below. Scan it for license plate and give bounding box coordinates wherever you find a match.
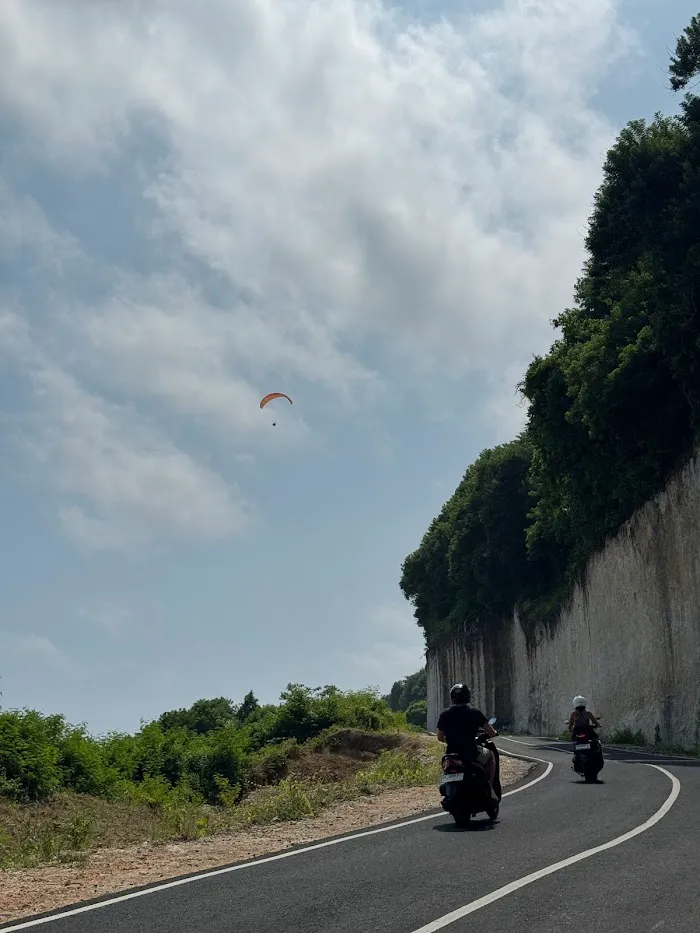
[575,743,591,750]
[442,772,464,782]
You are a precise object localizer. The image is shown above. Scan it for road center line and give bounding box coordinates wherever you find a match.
[406,764,681,933]
[1,757,552,931]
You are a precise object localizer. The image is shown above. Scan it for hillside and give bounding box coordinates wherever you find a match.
[400,14,700,651]
[0,685,422,845]
[1,684,440,875]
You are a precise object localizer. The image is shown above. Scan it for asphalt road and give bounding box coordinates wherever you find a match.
[3,737,699,933]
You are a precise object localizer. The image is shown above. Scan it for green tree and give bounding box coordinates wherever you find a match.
[523,112,696,587]
[385,669,427,712]
[236,691,260,724]
[58,724,114,796]
[400,12,700,643]
[0,710,64,801]
[158,697,237,734]
[669,13,700,91]
[405,700,427,729]
[401,439,534,645]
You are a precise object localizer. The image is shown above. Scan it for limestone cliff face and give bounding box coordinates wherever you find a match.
[426,452,700,749]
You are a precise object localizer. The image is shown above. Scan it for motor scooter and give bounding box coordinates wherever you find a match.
[564,716,604,782]
[438,717,501,826]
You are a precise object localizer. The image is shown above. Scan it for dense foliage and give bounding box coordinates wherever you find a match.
[384,669,428,728]
[0,685,408,805]
[401,17,700,646]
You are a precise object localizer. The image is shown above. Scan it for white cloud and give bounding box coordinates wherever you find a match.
[0,310,22,351]
[76,275,362,439]
[0,179,81,269]
[0,0,638,543]
[77,603,135,638]
[30,364,246,548]
[340,601,426,687]
[8,634,73,672]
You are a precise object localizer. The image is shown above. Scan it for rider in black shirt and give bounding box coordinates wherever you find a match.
[437,683,498,799]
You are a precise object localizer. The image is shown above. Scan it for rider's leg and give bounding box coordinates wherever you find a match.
[477,748,498,798]
[484,750,497,796]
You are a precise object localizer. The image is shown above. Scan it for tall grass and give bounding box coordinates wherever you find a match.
[231,748,442,828]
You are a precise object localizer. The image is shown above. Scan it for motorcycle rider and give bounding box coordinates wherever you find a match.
[568,695,600,737]
[436,683,498,800]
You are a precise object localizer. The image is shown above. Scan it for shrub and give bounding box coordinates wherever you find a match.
[0,711,64,801]
[1,684,412,808]
[405,701,427,730]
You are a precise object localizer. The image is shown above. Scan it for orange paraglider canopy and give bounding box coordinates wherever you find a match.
[260,392,293,409]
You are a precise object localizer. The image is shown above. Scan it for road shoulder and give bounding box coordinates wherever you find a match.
[1,757,533,926]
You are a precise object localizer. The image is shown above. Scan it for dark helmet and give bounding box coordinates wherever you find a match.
[450,683,471,704]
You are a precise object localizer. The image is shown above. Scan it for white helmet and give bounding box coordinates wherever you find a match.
[573,695,587,707]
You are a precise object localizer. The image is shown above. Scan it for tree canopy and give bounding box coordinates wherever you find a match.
[401,16,700,647]
[384,669,426,712]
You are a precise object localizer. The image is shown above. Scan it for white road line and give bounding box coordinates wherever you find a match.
[501,736,698,765]
[406,764,681,933]
[494,751,553,795]
[499,736,549,748]
[621,758,697,764]
[1,758,552,931]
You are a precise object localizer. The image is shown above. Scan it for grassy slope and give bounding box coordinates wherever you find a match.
[0,730,442,870]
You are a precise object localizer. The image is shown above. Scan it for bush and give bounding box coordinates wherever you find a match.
[405,701,427,730]
[608,728,647,747]
[0,684,409,807]
[0,711,65,801]
[247,739,300,786]
[184,729,249,803]
[58,726,116,797]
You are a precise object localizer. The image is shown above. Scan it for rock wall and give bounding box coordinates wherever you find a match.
[426,451,700,749]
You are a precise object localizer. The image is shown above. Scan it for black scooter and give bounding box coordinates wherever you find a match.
[571,722,604,783]
[438,717,501,827]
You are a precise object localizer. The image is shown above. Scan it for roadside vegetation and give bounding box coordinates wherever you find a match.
[0,685,440,870]
[605,726,699,757]
[552,726,699,757]
[400,14,700,644]
[383,669,427,729]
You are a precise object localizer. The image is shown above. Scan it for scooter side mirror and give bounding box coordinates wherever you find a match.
[488,717,497,726]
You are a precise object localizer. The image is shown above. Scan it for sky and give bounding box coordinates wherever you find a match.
[0,0,697,736]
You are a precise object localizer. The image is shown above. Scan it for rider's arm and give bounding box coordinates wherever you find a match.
[589,711,601,727]
[483,721,496,738]
[568,712,575,731]
[436,711,447,744]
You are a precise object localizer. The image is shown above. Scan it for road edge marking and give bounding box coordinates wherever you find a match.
[499,736,698,766]
[0,756,552,931]
[406,764,681,933]
[499,736,555,747]
[494,750,553,795]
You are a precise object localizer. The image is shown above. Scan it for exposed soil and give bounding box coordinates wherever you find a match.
[248,729,418,785]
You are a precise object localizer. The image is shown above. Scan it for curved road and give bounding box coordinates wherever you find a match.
[3,738,698,932]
